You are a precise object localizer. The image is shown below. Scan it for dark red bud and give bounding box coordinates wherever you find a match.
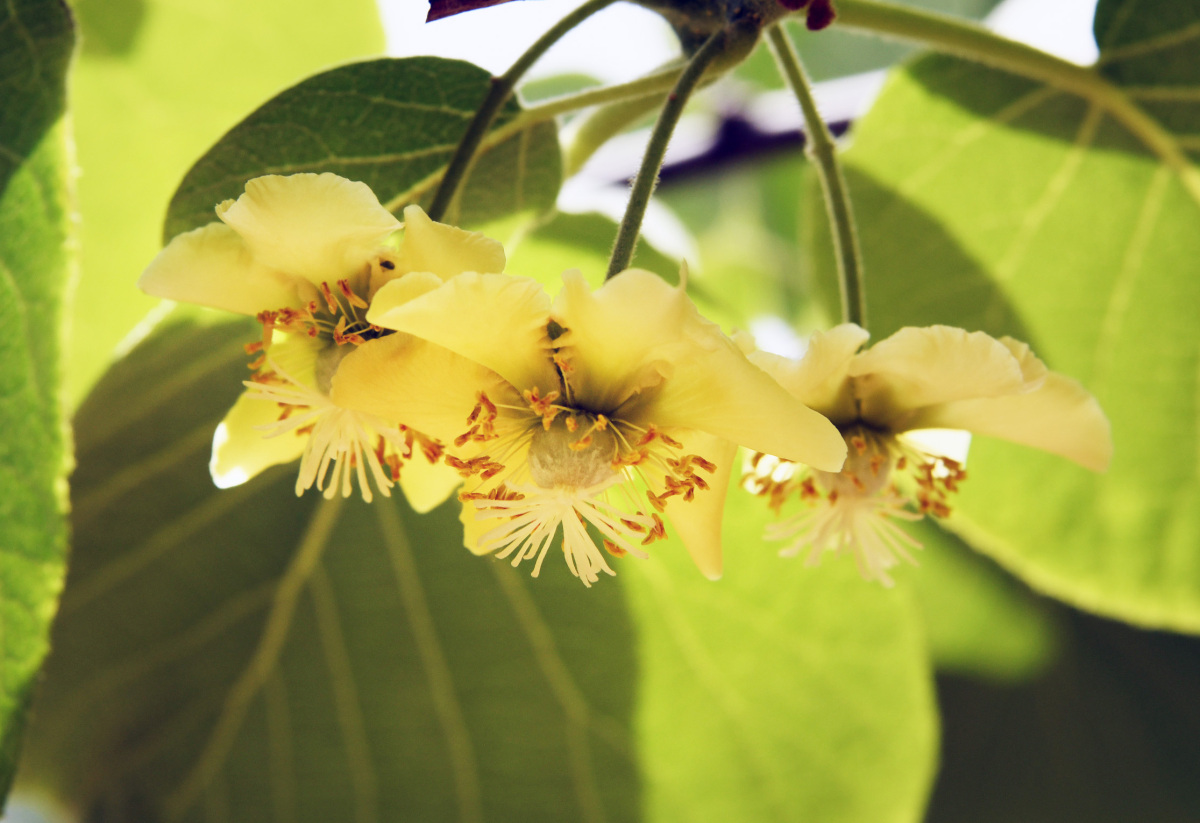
[806,0,836,30]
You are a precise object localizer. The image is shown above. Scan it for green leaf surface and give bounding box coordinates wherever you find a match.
[814,4,1200,630]
[65,0,383,405]
[14,318,935,821]
[165,57,563,241]
[0,0,74,805]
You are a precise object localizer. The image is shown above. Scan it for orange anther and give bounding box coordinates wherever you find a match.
[337,279,369,309]
[319,281,339,313]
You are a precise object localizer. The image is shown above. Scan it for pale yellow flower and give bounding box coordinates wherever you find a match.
[139,173,504,508]
[747,324,1112,585]
[331,268,847,585]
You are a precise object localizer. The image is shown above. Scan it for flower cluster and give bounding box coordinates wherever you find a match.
[141,173,1110,587]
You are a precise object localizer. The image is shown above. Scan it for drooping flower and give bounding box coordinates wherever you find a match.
[331,268,847,585]
[139,173,505,508]
[745,324,1112,585]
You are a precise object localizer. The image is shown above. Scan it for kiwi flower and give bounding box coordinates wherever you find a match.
[331,268,847,585]
[745,324,1112,585]
[139,173,504,509]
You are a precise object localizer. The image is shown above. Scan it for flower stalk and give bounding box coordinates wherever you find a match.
[606,26,734,279]
[767,24,866,328]
[427,0,618,222]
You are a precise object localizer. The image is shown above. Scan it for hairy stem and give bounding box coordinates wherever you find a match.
[767,25,866,327]
[427,0,617,222]
[606,28,733,279]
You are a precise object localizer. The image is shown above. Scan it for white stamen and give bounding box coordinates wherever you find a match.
[470,477,653,587]
[769,489,923,587]
[245,358,405,503]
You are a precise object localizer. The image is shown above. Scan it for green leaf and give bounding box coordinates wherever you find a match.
[14,318,935,821]
[623,487,938,823]
[0,0,74,805]
[65,0,383,405]
[164,57,563,240]
[812,6,1200,630]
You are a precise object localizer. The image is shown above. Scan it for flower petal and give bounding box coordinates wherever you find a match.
[210,390,306,487]
[905,372,1112,471]
[398,456,463,514]
[367,272,559,394]
[139,223,296,315]
[551,269,693,412]
[750,323,869,423]
[389,205,506,283]
[329,332,513,446]
[217,173,399,284]
[656,431,737,580]
[553,269,845,470]
[848,326,1030,429]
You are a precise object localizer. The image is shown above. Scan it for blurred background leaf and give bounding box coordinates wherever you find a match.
[64,0,384,405]
[928,605,1200,822]
[0,0,75,806]
[807,0,1200,632]
[165,57,562,241]
[13,314,936,821]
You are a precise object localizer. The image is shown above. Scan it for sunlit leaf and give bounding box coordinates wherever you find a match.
[0,0,74,804]
[14,317,935,821]
[165,57,562,240]
[811,2,1200,630]
[624,484,938,823]
[65,0,384,405]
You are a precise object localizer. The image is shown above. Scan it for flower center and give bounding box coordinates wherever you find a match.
[245,268,390,368]
[528,415,618,490]
[814,428,895,498]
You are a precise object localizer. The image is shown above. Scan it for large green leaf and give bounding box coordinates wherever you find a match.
[812,3,1200,630]
[164,57,563,240]
[14,317,935,821]
[65,0,383,405]
[0,0,74,805]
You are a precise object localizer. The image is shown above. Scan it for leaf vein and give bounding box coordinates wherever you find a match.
[310,564,379,823]
[377,502,483,823]
[164,496,344,822]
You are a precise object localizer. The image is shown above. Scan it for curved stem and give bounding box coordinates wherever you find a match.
[427,0,618,222]
[606,28,733,279]
[767,25,866,328]
[831,0,1200,203]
